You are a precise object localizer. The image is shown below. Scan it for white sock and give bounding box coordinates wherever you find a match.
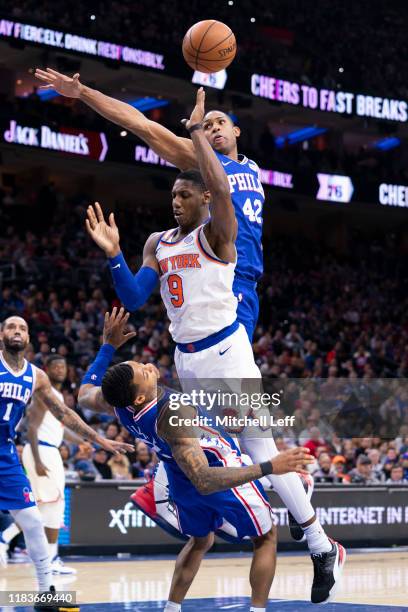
[164,602,181,611]
[250,607,266,611]
[303,519,332,554]
[241,435,331,553]
[49,541,58,560]
[240,436,316,523]
[1,522,21,543]
[11,507,53,591]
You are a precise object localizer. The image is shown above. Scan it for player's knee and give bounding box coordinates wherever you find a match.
[251,526,277,550]
[190,532,215,552]
[12,506,43,536]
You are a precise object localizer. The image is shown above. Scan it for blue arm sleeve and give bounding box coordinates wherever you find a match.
[108,252,159,311]
[82,344,115,386]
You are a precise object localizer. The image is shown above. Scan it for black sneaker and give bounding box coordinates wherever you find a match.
[288,474,314,542]
[34,585,80,611]
[311,539,347,604]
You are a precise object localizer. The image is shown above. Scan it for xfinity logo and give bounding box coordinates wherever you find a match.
[109,502,156,534]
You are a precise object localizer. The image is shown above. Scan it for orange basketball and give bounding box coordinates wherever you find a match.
[182,20,236,74]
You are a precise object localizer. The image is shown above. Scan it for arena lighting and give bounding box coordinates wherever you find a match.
[251,73,408,122]
[127,97,169,111]
[37,89,60,101]
[0,17,165,70]
[275,126,327,148]
[374,137,401,151]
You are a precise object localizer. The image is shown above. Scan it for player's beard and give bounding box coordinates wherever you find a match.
[3,337,27,355]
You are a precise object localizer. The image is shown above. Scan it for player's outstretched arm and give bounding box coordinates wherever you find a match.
[33,367,133,455]
[78,308,135,413]
[86,202,160,311]
[34,68,196,170]
[160,404,313,495]
[26,396,49,477]
[183,88,237,260]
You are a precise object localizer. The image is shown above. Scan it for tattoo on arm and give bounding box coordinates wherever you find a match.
[35,387,98,443]
[160,406,262,495]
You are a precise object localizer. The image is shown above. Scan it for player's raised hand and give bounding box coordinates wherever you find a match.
[103,307,137,349]
[271,447,314,476]
[182,87,206,130]
[34,67,83,98]
[86,202,120,257]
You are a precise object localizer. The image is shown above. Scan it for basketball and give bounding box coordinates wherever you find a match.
[182,20,237,74]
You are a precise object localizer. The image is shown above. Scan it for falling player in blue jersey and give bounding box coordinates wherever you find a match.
[34,72,345,604]
[78,307,314,612]
[0,316,133,611]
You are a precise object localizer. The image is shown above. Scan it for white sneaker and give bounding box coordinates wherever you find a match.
[51,556,77,575]
[0,540,8,567]
[9,547,29,564]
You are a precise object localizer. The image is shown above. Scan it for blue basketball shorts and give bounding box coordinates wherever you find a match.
[164,464,273,539]
[0,462,36,511]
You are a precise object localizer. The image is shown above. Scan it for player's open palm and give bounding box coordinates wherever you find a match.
[34,68,82,98]
[272,447,314,475]
[86,202,120,257]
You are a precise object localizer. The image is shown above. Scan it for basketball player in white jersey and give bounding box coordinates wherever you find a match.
[22,355,77,574]
[86,88,345,604]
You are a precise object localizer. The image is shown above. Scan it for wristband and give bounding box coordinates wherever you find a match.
[260,460,274,476]
[188,122,203,134]
[82,344,116,387]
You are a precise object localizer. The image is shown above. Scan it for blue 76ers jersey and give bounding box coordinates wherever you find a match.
[215,151,265,282]
[115,388,244,487]
[0,353,36,470]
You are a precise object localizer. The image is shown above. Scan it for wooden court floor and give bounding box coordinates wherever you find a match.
[1,550,407,610]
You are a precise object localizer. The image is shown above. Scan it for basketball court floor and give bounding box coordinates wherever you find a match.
[1,549,407,611]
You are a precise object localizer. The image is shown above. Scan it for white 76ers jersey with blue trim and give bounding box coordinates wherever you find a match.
[0,352,36,469]
[156,224,237,343]
[214,151,265,282]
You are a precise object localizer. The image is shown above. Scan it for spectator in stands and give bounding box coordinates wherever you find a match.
[108,454,132,480]
[303,427,329,458]
[313,453,337,483]
[386,464,407,484]
[367,449,384,482]
[93,449,113,479]
[401,453,408,480]
[348,455,379,485]
[73,443,99,480]
[332,455,349,483]
[132,441,157,478]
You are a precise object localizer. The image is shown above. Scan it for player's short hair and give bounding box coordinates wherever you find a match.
[175,170,206,192]
[102,363,138,408]
[46,354,66,366]
[1,315,28,330]
[204,110,235,126]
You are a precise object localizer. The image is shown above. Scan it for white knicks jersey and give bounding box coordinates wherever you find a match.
[156,225,238,343]
[36,386,64,448]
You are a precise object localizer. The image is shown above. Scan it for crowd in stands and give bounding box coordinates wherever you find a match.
[2,0,407,97]
[1,182,407,484]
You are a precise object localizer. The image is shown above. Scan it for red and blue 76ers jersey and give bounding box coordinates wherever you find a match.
[215,151,264,282]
